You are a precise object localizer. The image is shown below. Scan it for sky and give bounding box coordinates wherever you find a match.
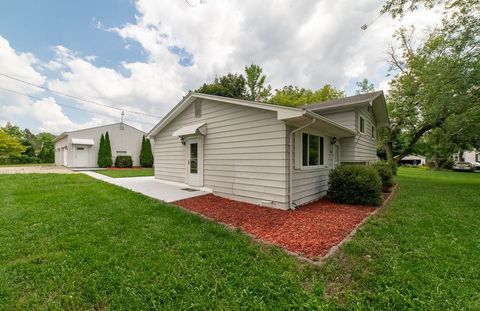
[0,0,443,135]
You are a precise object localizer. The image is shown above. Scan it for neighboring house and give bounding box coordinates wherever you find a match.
[400,154,427,166]
[53,123,146,168]
[148,91,389,210]
[453,149,480,163]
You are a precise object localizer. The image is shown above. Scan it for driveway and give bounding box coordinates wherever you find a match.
[83,171,208,203]
[0,165,75,174]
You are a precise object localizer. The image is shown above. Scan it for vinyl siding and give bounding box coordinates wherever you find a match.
[153,99,289,209]
[287,126,334,207]
[319,108,377,163]
[354,107,377,162]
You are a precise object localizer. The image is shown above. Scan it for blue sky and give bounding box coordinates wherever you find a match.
[0,0,442,134]
[0,0,144,69]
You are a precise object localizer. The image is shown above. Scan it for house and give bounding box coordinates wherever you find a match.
[148,91,389,210]
[53,123,146,168]
[400,154,427,166]
[453,150,480,163]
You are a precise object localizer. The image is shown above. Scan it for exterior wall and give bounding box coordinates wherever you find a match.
[463,150,480,162]
[153,99,289,209]
[287,126,334,207]
[54,136,68,166]
[353,107,377,162]
[320,107,377,163]
[54,123,145,167]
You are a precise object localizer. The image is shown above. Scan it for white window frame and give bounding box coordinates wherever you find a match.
[298,131,328,170]
[359,116,365,134]
[371,125,376,139]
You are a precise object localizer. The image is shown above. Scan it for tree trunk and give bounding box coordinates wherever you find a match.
[385,142,394,162]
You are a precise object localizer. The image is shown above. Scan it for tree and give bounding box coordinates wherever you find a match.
[196,73,247,99]
[97,133,111,168]
[140,136,154,167]
[38,141,54,163]
[1,122,24,140]
[244,63,271,101]
[269,84,345,107]
[104,132,113,167]
[380,1,479,162]
[355,78,375,94]
[0,130,25,159]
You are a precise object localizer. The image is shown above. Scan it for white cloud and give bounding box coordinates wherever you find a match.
[0,0,444,134]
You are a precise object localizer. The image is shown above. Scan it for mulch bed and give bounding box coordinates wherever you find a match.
[174,194,392,260]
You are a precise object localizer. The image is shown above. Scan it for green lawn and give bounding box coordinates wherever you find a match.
[95,167,154,178]
[0,168,479,309]
[0,163,54,167]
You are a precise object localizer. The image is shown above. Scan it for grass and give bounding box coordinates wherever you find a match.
[0,163,54,167]
[0,168,479,309]
[95,167,154,178]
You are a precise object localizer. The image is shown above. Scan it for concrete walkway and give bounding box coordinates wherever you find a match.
[82,171,208,203]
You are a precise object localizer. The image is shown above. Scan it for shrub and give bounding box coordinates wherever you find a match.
[140,136,154,167]
[371,162,394,192]
[328,165,382,206]
[115,155,133,168]
[97,133,113,168]
[388,160,398,175]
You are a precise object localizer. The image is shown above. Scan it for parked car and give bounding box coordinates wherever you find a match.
[452,162,476,172]
[472,162,480,171]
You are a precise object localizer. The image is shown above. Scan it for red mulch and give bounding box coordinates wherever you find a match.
[173,194,378,259]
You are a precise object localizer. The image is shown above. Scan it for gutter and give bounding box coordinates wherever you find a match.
[288,117,316,210]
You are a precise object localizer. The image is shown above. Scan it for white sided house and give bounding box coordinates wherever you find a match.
[54,123,146,168]
[148,91,389,210]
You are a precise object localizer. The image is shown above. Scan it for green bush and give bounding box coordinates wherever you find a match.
[97,133,113,168]
[115,155,133,168]
[140,136,154,167]
[328,165,382,206]
[371,162,394,192]
[388,160,398,175]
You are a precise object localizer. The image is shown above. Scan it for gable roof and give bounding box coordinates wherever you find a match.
[53,122,145,143]
[301,91,390,128]
[147,92,356,138]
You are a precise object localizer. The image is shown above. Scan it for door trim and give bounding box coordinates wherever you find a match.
[185,136,204,187]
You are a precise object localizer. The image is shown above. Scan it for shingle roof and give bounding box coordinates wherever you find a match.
[301,91,384,111]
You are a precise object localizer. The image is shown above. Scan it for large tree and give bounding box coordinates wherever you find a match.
[0,130,25,159]
[380,0,480,162]
[269,84,345,107]
[196,73,247,99]
[355,78,375,94]
[244,63,271,102]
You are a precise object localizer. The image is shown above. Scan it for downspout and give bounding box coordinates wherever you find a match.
[289,117,316,210]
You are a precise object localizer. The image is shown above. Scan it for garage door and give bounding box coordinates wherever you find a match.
[74,146,88,167]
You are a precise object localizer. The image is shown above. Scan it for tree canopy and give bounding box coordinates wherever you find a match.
[379,0,480,163]
[268,84,345,107]
[0,130,25,159]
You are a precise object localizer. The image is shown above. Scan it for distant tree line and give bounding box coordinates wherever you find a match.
[0,122,55,164]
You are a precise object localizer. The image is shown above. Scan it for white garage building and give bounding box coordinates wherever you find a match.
[53,123,146,168]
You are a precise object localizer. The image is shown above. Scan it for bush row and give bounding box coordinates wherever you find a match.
[328,161,395,206]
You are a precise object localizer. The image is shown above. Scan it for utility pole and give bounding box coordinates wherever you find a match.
[121,111,125,123]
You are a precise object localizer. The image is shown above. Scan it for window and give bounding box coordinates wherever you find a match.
[476,153,480,162]
[359,116,365,133]
[116,151,127,155]
[371,125,376,138]
[77,147,84,150]
[302,133,324,167]
[195,101,202,117]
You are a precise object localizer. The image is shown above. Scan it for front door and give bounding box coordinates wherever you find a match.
[186,137,203,186]
[74,146,88,167]
[333,144,340,168]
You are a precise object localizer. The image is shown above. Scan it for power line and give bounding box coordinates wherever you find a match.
[0,86,157,126]
[0,72,162,119]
